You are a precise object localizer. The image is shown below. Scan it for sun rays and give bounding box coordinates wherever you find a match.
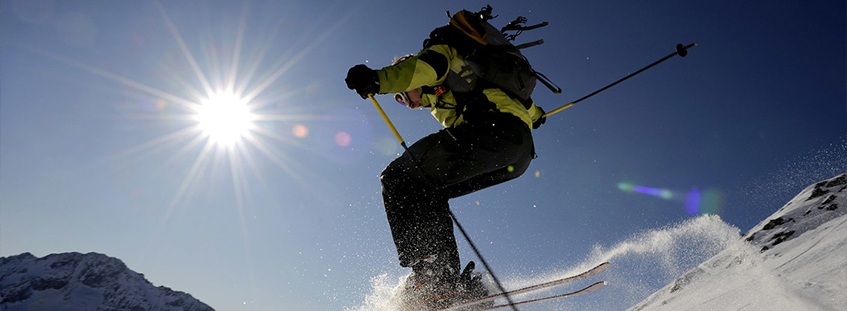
[19,1,354,220]
[143,0,344,220]
[16,5,373,284]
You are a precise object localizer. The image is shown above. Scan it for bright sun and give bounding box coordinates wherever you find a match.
[196,92,255,146]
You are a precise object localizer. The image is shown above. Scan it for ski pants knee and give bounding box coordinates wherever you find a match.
[380,113,535,272]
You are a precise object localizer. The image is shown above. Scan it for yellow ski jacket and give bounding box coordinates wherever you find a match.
[375,44,544,129]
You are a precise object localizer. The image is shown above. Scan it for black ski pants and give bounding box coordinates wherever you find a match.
[380,113,535,273]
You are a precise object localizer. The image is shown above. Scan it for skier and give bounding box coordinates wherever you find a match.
[344,14,547,306]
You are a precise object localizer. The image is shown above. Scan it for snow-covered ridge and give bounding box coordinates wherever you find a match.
[744,173,847,251]
[0,252,213,311]
[628,173,847,311]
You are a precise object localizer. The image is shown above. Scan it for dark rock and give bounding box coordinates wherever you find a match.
[822,195,837,205]
[49,254,80,269]
[670,281,682,293]
[79,255,127,288]
[745,233,755,242]
[1,282,33,304]
[669,268,702,293]
[31,276,69,291]
[770,230,796,246]
[762,217,793,230]
[824,174,847,188]
[167,297,186,307]
[808,187,830,200]
[809,174,847,200]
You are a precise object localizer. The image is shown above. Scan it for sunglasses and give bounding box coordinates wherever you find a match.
[394,92,411,106]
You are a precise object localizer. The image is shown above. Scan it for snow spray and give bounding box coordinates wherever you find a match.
[745,138,847,211]
[346,273,409,311]
[485,215,743,310]
[349,215,745,311]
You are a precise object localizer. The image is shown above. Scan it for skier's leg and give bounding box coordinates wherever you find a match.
[433,116,536,198]
[441,142,534,198]
[381,130,462,273]
[381,114,534,273]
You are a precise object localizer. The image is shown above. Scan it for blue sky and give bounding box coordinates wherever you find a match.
[1,0,845,310]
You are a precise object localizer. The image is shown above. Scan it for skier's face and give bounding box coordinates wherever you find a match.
[405,88,425,109]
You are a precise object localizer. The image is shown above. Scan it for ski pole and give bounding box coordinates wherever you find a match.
[368,93,409,150]
[448,211,521,311]
[543,43,698,118]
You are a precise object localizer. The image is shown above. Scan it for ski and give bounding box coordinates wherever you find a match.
[476,281,606,311]
[430,262,611,311]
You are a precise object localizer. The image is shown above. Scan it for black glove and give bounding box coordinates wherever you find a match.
[533,107,547,129]
[345,64,379,99]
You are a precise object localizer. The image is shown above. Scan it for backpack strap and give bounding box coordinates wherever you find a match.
[534,71,562,94]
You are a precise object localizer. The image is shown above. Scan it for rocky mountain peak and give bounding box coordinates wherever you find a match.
[0,252,213,311]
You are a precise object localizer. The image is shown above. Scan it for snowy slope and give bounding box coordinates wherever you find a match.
[628,173,847,311]
[0,252,213,311]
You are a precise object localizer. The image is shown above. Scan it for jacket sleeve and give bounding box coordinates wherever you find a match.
[528,101,544,125]
[375,46,452,94]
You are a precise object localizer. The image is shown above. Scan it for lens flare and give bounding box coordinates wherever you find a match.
[685,188,701,215]
[699,189,725,215]
[619,182,724,216]
[156,99,167,111]
[335,131,351,147]
[618,182,674,200]
[292,124,309,138]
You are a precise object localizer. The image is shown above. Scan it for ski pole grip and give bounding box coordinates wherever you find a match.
[676,43,698,57]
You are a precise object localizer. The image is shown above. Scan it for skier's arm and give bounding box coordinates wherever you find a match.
[528,102,546,129]
[376,47,452,94]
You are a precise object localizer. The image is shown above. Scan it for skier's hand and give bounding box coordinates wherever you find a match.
[345,64,379,99]
[533,107,547,129]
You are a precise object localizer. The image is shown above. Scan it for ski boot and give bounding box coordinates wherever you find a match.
[399,255,460,310]
[451,261,493,310]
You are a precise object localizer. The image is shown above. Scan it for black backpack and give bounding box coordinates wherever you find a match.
[423,6,561,108]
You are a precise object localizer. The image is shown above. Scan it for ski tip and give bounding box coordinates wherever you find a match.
[591,281,607,289]
[583,281,607,293]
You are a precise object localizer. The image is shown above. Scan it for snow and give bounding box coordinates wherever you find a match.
[351,174,847,311]
[629,173,847,311]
